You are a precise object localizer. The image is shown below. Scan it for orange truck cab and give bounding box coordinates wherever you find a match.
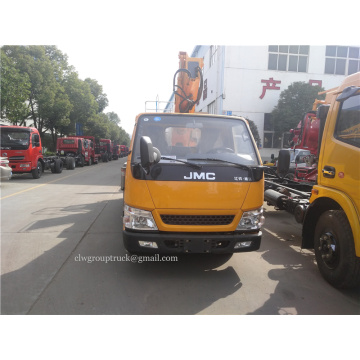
[302,71,360,288]
[123,112,265,254]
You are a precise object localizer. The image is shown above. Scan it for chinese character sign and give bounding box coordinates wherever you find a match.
[260,78,281,99]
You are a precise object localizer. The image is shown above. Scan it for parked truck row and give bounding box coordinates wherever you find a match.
[0,125,129,179]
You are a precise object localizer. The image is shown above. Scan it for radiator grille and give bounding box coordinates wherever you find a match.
[160,214,235,226]
[9,156,25,160]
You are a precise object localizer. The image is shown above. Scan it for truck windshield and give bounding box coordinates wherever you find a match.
[133,114,260,166]
[0,129,30,150]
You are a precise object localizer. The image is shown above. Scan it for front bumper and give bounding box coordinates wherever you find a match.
[123,230,262,254]
[8,161,33,173]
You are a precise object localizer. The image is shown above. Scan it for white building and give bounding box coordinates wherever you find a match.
[167,45,360,160]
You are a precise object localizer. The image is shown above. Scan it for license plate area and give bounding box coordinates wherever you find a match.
[183,239,212,253]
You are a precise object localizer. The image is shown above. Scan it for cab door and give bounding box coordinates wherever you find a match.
[318,90,360,215]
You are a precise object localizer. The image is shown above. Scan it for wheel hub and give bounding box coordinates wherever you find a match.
[318,232,338,269]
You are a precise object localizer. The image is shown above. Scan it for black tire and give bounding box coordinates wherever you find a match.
[314,210,360,288]
[54,159,63,173]
[277,150,290,177]
[66,157,72,170]
[79,155,85,167]
[32,161,42,179]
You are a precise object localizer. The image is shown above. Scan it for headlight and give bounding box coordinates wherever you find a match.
[123,205,158,231]
[236,207,265,231]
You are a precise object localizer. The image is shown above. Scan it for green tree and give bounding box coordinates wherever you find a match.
[63,71,98,135]
[84,78,108,113]
[106,111,121,125]
[118,127,130,146]
[1,48,31,124]
[245,117,261,148]
[2,45,64,137]
[271,82,325,143]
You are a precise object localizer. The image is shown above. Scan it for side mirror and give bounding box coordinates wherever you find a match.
[317,104,330,122]
[252,166,265,182]
[140,136,161,174]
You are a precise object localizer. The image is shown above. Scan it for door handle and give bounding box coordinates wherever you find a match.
[322,166,336,178]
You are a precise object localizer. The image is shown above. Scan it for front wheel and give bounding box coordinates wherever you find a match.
[32,161,42,179]
[314,210,360,288]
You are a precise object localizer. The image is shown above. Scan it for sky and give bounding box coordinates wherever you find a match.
[4,1,354,138]
[57,42,195,136]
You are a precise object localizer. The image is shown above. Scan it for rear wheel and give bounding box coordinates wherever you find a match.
[54,159,63,173]
[66,157,72,170]
[32,161,42,179]
[79,155,85,167]
[314,210,360,288]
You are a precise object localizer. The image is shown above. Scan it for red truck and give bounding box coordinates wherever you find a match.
[99,138,113,162]
[119,145,129,157]
[0,125,64,179]
[289,111,320,156]
[56,136,91,167]
[79,136,101,165]
[112,144,120,160]
[283,98,330,184]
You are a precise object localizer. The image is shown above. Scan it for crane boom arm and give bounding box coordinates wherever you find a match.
[173,52,204,113]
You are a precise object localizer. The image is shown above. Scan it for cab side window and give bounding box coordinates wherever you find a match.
[335,94,360,148]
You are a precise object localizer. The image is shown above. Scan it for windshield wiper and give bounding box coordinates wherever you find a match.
[161,156,202,169]
[188,157,251,171]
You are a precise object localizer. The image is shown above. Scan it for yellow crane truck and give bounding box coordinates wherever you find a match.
[265,71,360,288]
[122,52,265,255]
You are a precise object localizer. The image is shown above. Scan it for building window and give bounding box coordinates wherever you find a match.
[268,45,309,73]
[264,113,273,131]
[263,132,274,148]
[207,101,215,114]
[210,45,218,67]
[325,46,360,75]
